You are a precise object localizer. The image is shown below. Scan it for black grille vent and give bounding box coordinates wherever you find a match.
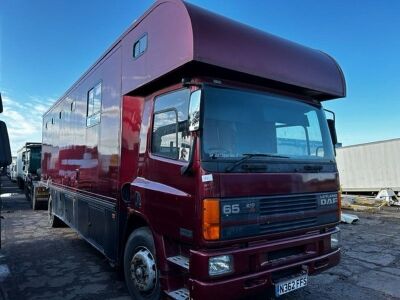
[259,217,317,235]
[259,194,317,216]
[258,194,318,234]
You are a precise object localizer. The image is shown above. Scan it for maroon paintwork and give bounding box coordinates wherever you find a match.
[44,0,345,118]
[42,0,345,200]
[42,1,345,299]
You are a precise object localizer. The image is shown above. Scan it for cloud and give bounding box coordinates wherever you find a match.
[0,94,55,155]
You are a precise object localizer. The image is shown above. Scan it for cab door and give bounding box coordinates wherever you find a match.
[138,87,197,242]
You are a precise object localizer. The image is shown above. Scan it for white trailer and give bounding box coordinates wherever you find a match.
[16,147,25,189]
[336,138,400,193]
[10,163,17,182]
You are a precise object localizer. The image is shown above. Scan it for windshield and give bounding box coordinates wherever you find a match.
[202,87,334,161]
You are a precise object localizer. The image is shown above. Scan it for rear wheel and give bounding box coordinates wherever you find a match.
[48,195,63,227]
[124,227,160,300]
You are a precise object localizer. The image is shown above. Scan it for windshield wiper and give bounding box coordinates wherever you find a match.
[225,153,289,172]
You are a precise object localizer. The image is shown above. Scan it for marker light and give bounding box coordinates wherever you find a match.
[203,198,220,240]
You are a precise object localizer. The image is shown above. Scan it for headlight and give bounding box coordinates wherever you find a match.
[208,255,233,276]
[330,227,341,249]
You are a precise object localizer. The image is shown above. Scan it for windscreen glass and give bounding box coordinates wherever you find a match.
[202,87,334,161]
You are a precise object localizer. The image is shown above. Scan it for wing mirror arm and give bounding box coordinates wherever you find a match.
[324,109,338,154]
[181,135,196,176]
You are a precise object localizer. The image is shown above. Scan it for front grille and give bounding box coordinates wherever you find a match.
[259,217,317,235]
[259,194,317,216]
[220,192,336,240]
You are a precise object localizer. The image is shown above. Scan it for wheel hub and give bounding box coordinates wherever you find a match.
[130,247,157,292]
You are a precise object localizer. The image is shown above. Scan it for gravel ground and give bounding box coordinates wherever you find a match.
[0,177,129,300]
[1,175,400,299]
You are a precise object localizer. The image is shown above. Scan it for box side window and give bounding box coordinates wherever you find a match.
[86,82,102,127]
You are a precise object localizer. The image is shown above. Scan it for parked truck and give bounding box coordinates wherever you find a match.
[16,142,49,209]
[336,138,400,194]
[42,1,345,299]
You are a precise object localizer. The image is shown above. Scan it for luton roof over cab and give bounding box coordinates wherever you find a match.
[119,0,345,100]
[187,3,346,100]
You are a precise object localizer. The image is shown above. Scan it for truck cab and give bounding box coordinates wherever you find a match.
[126,78,341,299]
[16,143,48,209]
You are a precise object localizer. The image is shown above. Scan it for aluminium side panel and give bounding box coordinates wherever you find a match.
[336,139,400,192]
[42,47,122,200]
[41,45,122,261]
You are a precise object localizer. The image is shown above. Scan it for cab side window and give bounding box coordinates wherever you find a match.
[152,89,191,161]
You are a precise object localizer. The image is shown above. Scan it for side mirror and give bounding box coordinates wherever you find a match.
[181,90,201,175]
[188,90,201,132]
[327,119,338,147]
[324,109,338,147]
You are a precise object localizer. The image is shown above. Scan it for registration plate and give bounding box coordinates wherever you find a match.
[275,273,308,296]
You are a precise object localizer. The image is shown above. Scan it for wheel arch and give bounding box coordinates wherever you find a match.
[120,212,167,272]
[123,213,150,246]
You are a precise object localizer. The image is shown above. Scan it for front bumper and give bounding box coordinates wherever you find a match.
[189,230,340,299]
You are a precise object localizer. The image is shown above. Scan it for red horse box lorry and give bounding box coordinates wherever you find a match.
[42,0,345,299]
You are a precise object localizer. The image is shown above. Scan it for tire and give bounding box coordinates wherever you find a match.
[48,196,64,228]
[124,227,161,300]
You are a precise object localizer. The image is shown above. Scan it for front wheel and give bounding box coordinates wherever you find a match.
[124,227,161,300]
